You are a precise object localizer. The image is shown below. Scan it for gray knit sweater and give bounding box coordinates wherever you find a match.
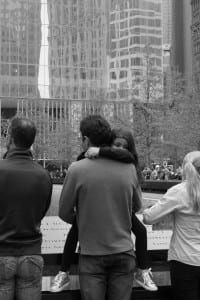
[59,157,141,255]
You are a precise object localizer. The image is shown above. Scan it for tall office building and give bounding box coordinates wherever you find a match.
[162,0,192,78]
[47,0,108,101]
[162,0,173,46]
[182,0,193,79]
[191,0,200,69]
[162,0,173,70]
[172,0,192,76]
[108,0,163,102]
[0,0,41,106]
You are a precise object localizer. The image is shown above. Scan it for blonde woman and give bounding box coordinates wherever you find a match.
[143,151,200,300]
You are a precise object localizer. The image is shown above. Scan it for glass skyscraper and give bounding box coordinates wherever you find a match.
[0,0,41,104]
[0,0,165,105]
[191,0,200,68]
[47,0,108,101]
[108,0,163,101]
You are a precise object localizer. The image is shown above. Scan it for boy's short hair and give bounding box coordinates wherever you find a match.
[80,115,111,147]
[9,117,36,149]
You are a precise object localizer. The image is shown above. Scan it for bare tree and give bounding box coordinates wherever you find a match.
[130,44,163,166]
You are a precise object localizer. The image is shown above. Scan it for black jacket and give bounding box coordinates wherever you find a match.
[0,149,52,256]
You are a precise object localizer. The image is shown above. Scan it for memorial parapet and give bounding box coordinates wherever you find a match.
[42,182,177,255]
[141,180,180,193]
[50,178,180,191]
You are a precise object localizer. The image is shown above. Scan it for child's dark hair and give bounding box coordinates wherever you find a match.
[111,127,143,184]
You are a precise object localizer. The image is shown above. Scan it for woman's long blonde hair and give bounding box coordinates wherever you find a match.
[182,151,200,212]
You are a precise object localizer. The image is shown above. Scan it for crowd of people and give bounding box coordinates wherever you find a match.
[142,165,183,181]
[0,115,199,300]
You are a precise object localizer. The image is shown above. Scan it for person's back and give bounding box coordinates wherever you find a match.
[66,157,138,255]
[0,118,52,300]
[0,152,52,255]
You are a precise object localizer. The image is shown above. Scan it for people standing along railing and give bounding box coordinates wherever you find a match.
[142,165,182,181]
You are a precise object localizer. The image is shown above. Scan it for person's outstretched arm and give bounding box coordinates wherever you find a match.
[143,184,182,225]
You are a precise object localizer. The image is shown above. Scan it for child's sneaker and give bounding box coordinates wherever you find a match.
[134,268,158,291]
[50,271,70,293]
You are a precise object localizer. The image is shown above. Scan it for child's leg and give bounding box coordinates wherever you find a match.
[61,218,78,271]
[50,219,78,293]
[131,213,148,269]
[132,213,158,291]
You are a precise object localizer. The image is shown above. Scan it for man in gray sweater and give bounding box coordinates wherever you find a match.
[59,115,140,300]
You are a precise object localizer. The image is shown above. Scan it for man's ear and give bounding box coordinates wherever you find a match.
[82,136,91,151]
[6,135,13,150]
[85,136,92,148]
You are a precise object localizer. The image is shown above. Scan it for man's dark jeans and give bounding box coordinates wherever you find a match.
[79,252,136,300]
[170,260,200,300]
